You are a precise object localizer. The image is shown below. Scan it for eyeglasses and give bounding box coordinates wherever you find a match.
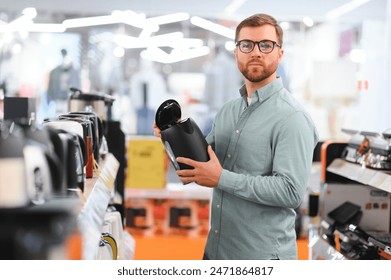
[235,39,281,54]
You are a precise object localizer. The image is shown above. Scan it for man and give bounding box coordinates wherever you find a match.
[154,13,318,259]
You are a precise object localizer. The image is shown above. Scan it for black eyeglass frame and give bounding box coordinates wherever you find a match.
[235,39,281,54]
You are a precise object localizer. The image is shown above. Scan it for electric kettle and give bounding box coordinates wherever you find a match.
[155,99,209,171]
[58,112,101,161]
[0,123,28,207]
[43,118,94,178]
[0,122,55,207]
[68,87,115,121]
[64,111,104,159]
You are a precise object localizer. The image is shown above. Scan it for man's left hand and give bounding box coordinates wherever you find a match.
[175,145,222,188]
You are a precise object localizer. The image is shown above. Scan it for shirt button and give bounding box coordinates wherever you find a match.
[235,129,240,134]
[215,229,218,234]
[227,154,231,158]
[216,204,220,208]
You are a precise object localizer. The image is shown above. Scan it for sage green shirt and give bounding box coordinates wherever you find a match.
[204,77,319,259]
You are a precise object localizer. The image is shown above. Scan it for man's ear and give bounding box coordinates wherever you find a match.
[234,47,238,60]
[278,48,284,63]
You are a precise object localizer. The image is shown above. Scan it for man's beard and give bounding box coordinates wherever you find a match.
[239,60,278,83]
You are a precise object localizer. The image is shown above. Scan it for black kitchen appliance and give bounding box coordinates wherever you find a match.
[155,99,209,171]
[68,87,115,121]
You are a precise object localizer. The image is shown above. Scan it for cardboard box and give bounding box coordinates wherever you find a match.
[125,137,167,189]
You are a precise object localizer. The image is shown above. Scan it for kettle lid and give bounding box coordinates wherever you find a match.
[155,99,181,130]
[69,87,115,104]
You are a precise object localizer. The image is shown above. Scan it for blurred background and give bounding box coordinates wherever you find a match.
[0,0,390,140]
[1,0,391,260]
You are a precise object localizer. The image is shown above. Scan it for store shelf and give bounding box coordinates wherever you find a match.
[309,235,347,260]
[126,182,213,200]
[77,153,120,259]
[326,158,391,193]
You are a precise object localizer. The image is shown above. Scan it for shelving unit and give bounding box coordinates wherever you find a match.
[327,158,391,193]
[309,141,391,260]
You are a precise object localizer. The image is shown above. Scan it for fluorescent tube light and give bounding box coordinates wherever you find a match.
[112,10,151,29]
[326,0,371,20]
[141,46,210,64]
[190,16,235,39]
[63,15,118,28]
[147,13,190,25]
[22,7,37,19]
[26,23,66,33]
[0,8,37,32]
[224,0,247,15]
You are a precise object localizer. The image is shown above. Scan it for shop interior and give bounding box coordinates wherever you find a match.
[1,0,391,260]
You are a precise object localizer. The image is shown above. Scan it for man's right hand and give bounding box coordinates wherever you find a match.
[153,122,161,138]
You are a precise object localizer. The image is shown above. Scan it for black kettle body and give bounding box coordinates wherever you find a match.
[155,99,209,170]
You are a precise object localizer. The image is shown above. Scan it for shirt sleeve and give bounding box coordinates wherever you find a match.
[218,111,318,209]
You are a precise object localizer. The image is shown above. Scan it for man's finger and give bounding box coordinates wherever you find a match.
[176,157,197,167]
[176,169,195,177]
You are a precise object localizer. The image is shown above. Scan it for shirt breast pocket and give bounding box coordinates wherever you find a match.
[235,134,268,173]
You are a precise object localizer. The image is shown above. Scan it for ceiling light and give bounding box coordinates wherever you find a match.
[141,46,210,64]
[12,43,22,54]
[224,0,247,16]
[280,21,291,30]
[190,16,235,39]
[146,13,190,25]
[303,17,314,27]
[326,0,371,20]
[22,7,37,19]
[63,15,118,28]
[112,10,152,29]
[27,23,66,33]
[225,41,236,51]
[0,8,37,33]
[113,46,125,57]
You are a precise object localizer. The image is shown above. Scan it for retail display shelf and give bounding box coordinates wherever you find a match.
[309,235,347,260]
[125,182,213,200]
[326,158,391,193]
[77,153,120,259]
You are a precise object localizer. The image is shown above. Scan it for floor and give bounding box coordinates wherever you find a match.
[133,235,309,260]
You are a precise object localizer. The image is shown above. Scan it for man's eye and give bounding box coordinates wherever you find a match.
[260,43,272,49]
[242,42,253,48]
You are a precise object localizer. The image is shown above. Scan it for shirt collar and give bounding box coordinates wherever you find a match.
[239,77,284,104]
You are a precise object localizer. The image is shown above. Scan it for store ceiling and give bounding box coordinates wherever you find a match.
[0,0,387,24]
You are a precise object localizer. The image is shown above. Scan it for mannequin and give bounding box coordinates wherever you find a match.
[47,49,80,113]
[129,59,169,135]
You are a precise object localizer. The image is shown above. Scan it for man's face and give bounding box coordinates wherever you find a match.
[234,25,283,84]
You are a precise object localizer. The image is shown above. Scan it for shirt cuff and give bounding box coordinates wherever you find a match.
[217,169,238,194]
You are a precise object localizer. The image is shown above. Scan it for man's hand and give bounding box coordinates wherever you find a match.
[176,145,222,188]
[153,122,161,138]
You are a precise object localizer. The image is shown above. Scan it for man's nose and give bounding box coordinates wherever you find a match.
[251,45,262,56]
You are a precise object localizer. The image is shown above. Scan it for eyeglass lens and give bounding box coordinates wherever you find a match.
[238,40,276,53]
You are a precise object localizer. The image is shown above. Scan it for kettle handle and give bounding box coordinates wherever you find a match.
[43,150,64,195]
[100,232,118,260]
